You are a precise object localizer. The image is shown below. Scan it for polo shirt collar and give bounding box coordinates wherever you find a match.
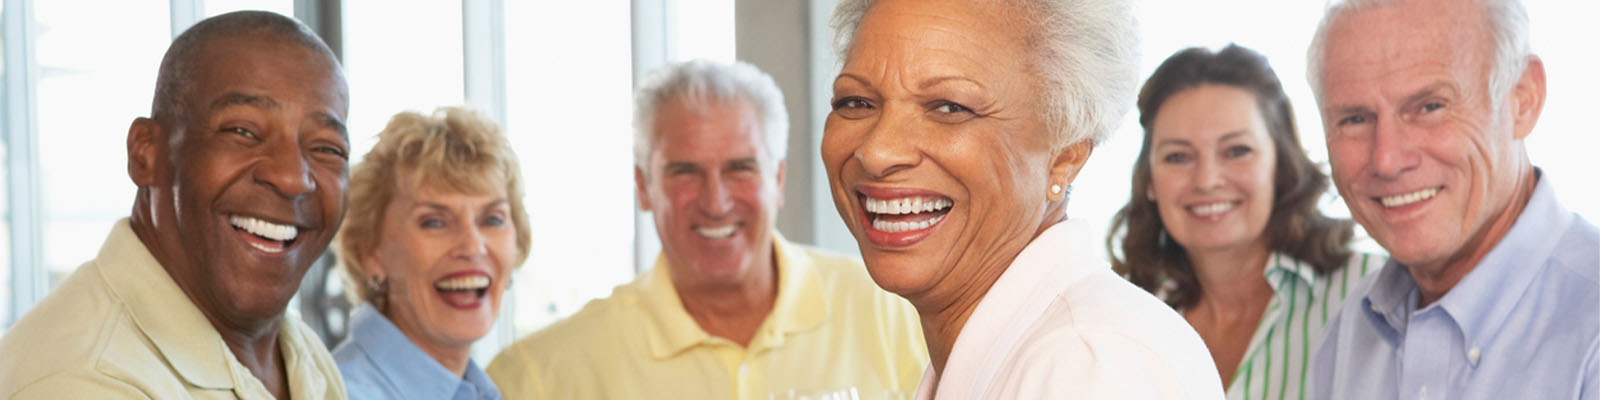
[95,219,236,389]
[639,233,828,359]
[345,303,494,399]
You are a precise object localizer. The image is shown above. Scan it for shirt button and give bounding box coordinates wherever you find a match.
[1469,347,1481,362]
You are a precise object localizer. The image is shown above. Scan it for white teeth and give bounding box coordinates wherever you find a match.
[434,275,491,291]
[872,214,945,233]
[695,224,737,239]
[229,215,298,242]
[863,196,953,215]
[1188,202,1237,217]
[1380,187,1440,208]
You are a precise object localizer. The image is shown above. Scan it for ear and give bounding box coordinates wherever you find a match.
[1048,140,1095,201]
[1509,55,1546,141]
[773,160,787,209]
[359,251,385,282]
[635,166,653,211]
[127,117,164,187]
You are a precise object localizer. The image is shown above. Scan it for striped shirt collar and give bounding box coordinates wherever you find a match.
[1263,252,1322,302]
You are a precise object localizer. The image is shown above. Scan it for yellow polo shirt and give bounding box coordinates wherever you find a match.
[0,219,345,399]
[487,235,928,399]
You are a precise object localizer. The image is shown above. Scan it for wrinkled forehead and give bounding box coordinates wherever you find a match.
[1320,2,1493,98]
[187,32,349,114]
[650,98,770,161]
[845,0,1025,72]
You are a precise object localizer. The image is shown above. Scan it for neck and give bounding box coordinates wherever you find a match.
[1413,167,1538,307]
[131,199,291,398]
[676,248,779,347]
[1185,241,1275,321]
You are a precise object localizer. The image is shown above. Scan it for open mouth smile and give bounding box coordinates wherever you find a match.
[229,214,301,254]
[1376,186,1442,208]
[434,272,492,309]
[858,189,953,247]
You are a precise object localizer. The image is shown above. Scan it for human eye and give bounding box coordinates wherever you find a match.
[1336,114,1370,127]
[830,97,875,120]
[1224,145,1253,159]
[419,216,446,229]
[312,145,348,160]
[927,100,977,124]
[1161,151,1190,164]
[482,214,507,228]
[223,126,259,140]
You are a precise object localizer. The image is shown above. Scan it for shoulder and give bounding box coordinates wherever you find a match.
[1000,270,1220,398]
[487,283,639,389]
[4,368,153,399]
[1550,214,1600,285]
[0,261,130,396]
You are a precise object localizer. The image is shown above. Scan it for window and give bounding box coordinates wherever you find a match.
[501,1,636,336]
[203,0,292,17]
[33,0,169,288]
[342,0,465,162]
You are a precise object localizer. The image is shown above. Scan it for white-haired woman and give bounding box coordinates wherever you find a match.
[822,0,1224,398]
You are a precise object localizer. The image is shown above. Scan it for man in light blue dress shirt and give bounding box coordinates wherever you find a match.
[1305,0,1600,398]
[334,304,502,400]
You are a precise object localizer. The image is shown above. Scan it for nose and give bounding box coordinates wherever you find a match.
[1192,155,1223,193]
[1370,119,1421,179]
[698,173,735,216]
[255,135,316,197]
[853,111,920,179]
[452,225,490,261]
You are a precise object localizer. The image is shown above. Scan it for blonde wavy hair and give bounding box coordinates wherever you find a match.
[336,106,531,303]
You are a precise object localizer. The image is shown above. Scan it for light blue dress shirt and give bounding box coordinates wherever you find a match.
[333,303,502,400]
[1312,171,1600,399]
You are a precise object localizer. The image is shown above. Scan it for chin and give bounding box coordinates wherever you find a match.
[859,251,937,299]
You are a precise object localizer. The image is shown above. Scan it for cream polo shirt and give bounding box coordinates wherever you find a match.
[487,234,928,399]
[0,219,346,399]
[914,219,1223,399]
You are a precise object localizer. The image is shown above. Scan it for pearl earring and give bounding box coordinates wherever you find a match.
[1050,184,1063,194]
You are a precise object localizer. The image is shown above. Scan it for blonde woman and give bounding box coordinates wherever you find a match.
[331,107,530,400]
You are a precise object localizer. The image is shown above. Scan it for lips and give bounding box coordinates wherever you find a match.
[433,271,492,310]
[228,214,302,254]
[857,186,953,247]
[694,222,739,240]
[1185,200,1240,220]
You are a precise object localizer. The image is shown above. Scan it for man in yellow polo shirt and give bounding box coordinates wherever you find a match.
[0,11,347,399]
[487,59,928,399]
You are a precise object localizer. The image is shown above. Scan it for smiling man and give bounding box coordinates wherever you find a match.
[486,60,927,399]
[1306,0,1600,398]
[0,11,349,399]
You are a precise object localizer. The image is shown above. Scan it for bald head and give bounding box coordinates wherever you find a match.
[152,11,339,122]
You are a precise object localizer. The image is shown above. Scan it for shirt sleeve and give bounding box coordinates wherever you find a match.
[486,346,548,400]
[10,369,153,400]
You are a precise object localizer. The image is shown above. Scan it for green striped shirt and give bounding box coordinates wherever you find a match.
[1222,252,1383,400]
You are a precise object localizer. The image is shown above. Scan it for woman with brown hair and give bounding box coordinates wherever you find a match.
[1109,44,1382,399]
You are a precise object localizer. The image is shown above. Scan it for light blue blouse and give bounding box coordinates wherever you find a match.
[333,303,502,400]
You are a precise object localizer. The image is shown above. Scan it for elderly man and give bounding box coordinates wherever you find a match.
[1307,0,1600,398]
[0,11,349,399]
[487,59,928,399]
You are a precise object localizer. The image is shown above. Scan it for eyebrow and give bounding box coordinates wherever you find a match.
[209,92,280,113]
[1154,131,1248,147]
[416,199,509,212]
[917,75,984,90]
[1400,82,1455,108]
[209,92,348,139]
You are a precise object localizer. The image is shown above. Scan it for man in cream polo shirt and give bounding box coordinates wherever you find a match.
[487,60,928,399]
[0,11,350,399]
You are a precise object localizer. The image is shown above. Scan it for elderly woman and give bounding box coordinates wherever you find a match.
[331,107,530,400]
[822,0,1222,398]
[1108,45,1380,399]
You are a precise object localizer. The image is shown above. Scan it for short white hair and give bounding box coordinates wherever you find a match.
[1307,0,1532,112]
[633,59,789,171]
[830,0,1139,148]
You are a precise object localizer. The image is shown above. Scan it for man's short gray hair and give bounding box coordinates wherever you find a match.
[633,59,789,171]
[830,0,1139,148]
[154,10,337,122]
[1307,0,1532,112]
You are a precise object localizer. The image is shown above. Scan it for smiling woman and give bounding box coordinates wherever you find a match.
[331,106,530,400]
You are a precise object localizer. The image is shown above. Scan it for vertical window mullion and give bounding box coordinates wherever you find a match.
[3,0,43,327]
